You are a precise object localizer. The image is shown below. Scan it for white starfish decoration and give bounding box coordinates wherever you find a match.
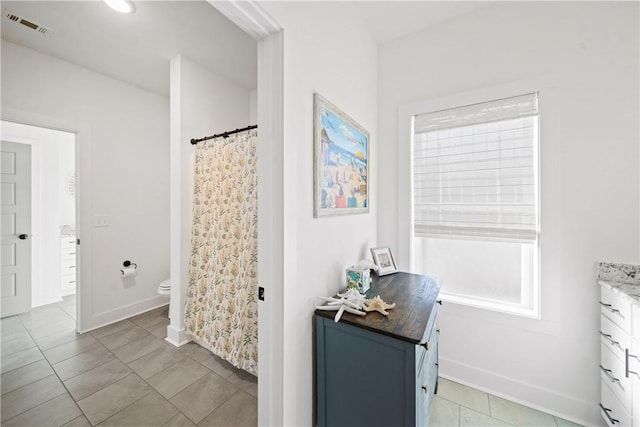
[337,288,367,305]
[316,289,367,323]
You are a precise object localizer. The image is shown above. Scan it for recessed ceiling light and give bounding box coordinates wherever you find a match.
[103,0,135,14]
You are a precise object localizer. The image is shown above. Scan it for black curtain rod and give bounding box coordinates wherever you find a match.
[190,124,257,145]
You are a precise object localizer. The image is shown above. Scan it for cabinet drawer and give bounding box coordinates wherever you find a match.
[60,237,76,249]
[61,275,76,289]
[417,328,438,427]
[420,305,438,344]
[601,344,632,411]
[600,286,632,331]
[61,259,76,273]
[601,380,632,427]
[61,275,76,296]
[629,338,640,384]
[600,314,630,362]
[61,247,77,261]
[633,304,639,341]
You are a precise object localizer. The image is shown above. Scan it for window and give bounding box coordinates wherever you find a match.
[411,93,539,316]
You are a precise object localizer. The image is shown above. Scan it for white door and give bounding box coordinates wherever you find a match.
[1,141,31,318]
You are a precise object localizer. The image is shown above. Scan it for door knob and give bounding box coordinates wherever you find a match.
[18,234,28,240]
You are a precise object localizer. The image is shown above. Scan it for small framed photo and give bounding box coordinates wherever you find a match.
[370,247,398,276]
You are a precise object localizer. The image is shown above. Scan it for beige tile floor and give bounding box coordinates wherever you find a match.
[429,378,584,427]
[1,296,257,426]
[2,297,582,427]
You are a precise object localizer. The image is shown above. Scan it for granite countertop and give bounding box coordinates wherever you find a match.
[60,225,76,237]
[598,262,640,306]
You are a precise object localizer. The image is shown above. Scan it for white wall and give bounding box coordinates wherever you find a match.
[255,3,378,425]
[1,121,74,307]
[249,89,258,124]
[378,2,639,425]
[168,55,251,345]
[1,40,171,331]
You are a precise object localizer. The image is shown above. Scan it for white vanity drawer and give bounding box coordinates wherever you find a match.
[600,314,630,362]
[61,237,76,249]
[61,274,76,288]
[61,259,77,273]
[629,338,640,384]
[601,380,632,427]
[61,246,77,261]
[601,343,632,412]
[600,286,632,332]
[633,304,639,341]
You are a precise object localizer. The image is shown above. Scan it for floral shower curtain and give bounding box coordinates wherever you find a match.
[184,130,258,376]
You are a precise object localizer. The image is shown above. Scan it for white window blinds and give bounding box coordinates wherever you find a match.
[412,93,539,243]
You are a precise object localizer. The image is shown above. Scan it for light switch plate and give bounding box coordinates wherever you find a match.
[94,214,111,227]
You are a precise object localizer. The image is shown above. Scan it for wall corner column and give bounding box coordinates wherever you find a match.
[168,55,190,346]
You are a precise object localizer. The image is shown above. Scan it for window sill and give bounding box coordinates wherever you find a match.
[440,292,540,319]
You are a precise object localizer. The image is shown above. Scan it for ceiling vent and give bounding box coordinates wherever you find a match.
[3,10,54,36]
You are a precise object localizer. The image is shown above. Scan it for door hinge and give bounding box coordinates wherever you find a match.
[77,239,80,245]
[258,287,265,301]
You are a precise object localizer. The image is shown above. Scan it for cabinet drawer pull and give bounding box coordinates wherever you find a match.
[599,302,620,314]
[599,365,620,383]
[599,331,620,347]
[599,403,619,425]
[626,350,640,378]
[420,342,430,351]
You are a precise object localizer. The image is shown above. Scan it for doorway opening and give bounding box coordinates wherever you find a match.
[1,120,77,321]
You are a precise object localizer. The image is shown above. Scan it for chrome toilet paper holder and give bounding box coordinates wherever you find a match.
[120,260,137,275]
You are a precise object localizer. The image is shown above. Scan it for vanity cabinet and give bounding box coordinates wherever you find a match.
[632,304,640,426]
[60,236,76,296]
[315,272,440,427]
[599,283,639,426]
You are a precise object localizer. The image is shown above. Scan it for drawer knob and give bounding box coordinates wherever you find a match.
[422,385,428,393]
[420,342,430,351]
[599,365,620,383]
[599,301,620,314]
[599,403,619,425]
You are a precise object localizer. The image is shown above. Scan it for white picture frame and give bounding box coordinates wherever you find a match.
[370,247,398,276]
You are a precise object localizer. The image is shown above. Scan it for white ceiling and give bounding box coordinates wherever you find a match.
[338,1,493,44]
[0,1,492,97]
[0,1,258,96]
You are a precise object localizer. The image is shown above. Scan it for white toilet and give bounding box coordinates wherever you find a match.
[158,278,171,296]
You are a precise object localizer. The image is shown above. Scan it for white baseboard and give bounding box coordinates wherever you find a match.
[81,296,168,333]
[439,356,601,426]
[32,295,64,308]
[165,325,191,347]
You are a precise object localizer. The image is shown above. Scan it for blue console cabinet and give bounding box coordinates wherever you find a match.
[315,272,441,427]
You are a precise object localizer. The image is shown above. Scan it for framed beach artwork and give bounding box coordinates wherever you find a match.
[313,93,369,217]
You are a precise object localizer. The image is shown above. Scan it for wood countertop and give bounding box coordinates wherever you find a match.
[315,271,441,344]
